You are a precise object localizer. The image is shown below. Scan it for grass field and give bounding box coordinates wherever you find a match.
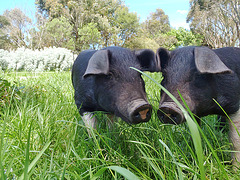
[1,71,240,179]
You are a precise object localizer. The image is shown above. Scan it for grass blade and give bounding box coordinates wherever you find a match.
[108,166,140,180]
[138,147,165,179]
[91,166,140,180]
[128,140,165,179]
[0,111,7,180]
[91,167,108,180]
[159,139,183,180]
[19,140,51,180]
[22,120,33,180]
[182,96,228,179]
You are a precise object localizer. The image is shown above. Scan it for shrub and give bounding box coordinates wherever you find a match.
[0,47,76,72]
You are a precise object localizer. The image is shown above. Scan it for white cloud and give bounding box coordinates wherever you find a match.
[171,21,190,30]
[177,10,188,15]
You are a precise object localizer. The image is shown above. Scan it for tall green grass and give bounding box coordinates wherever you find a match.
[0,71,239,179]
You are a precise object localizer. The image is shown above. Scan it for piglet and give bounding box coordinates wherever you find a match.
[72,46,159,132]
[156,46,240,167]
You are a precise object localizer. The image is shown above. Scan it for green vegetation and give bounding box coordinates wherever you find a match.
[2,0,239,52]
[187,0,240,48]
[0,0,203,53]
[0,71,239,179]
[1,0,240,178]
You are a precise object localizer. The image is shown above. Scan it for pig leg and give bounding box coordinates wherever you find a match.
[82,112,97,135]
[229,110,240,168]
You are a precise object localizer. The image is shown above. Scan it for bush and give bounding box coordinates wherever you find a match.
[0,47,76,72]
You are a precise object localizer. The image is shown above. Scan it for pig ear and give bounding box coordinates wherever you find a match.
[156,47,170,71]
[194,47,232,74]
[135,49,160,72]
[83,50,110,78]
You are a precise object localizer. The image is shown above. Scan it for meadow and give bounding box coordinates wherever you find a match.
[1,71,240,179]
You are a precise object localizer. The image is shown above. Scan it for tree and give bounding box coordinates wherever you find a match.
[143,8,171,37]
[187,0,240,48]
[124,28,159,51]
[3,8,32,49]
[44,16,74,49]
[35,0,140,52]
[35,0,49,15]
[35,0,69,18]
[0,15,10,49]
[78,22,102,50]
[28,12,48,50]
[114,6,140,47]
[167,28,203,49]
[133,8,176,51]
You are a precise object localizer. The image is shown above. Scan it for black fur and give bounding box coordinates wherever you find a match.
[158,46,240,121]
[72,46,157,123]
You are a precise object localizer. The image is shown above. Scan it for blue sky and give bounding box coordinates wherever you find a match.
[125,0,190,29]
[0,0,36,17]
[0,0,190,29]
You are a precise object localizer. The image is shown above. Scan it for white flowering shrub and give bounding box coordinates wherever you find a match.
[0,47,76,71]
[0,49,9,70]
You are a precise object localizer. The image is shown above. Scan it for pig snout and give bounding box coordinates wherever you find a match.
[127,100,152,124]
[157,102,184,125]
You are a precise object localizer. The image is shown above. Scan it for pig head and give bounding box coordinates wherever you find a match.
[156,46,240,123]
[72,46,159,131]
[156,46,240,166]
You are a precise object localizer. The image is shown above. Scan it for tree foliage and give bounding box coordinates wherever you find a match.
[143,8,171,36]
[44,16,74,49]
[0,15,10,49]
[134,9,202,51]
[187,0,240,48]
[167,28,203,49]
[134,8,174,51]
[3,8,32,49]
[34,0,139,52]
[0,0,205,52]
[78,22,101,50]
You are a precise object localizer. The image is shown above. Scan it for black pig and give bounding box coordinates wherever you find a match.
[72,46,159,132]
[156,46,240,166]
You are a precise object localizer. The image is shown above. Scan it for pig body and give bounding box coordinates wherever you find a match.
[157,46,240,166]
[72,46,159,130]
